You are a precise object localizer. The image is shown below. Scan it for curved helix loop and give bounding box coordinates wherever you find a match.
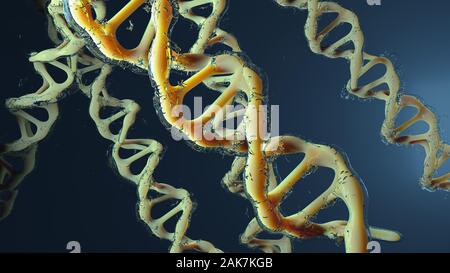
[66,0,402,252]
[64,0,240,71]
[224,158,291,253]
[275,0,450,191]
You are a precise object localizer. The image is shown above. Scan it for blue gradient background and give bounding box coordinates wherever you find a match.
[0,0,449,252]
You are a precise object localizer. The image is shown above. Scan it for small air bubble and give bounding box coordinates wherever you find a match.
[126,20,134,32]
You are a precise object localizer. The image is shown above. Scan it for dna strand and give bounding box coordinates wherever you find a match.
[64,0,403,253]
[0,0,68,220]
[275,0,450,190]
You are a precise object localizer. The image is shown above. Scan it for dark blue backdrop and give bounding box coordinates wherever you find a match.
[0,0,449,252]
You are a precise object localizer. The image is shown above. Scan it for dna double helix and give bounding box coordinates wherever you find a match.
[1,0,447,253]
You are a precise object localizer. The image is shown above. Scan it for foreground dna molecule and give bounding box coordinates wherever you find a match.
[0,0,449,253]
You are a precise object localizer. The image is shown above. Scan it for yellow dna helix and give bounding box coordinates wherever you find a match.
[1,0,448,253]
